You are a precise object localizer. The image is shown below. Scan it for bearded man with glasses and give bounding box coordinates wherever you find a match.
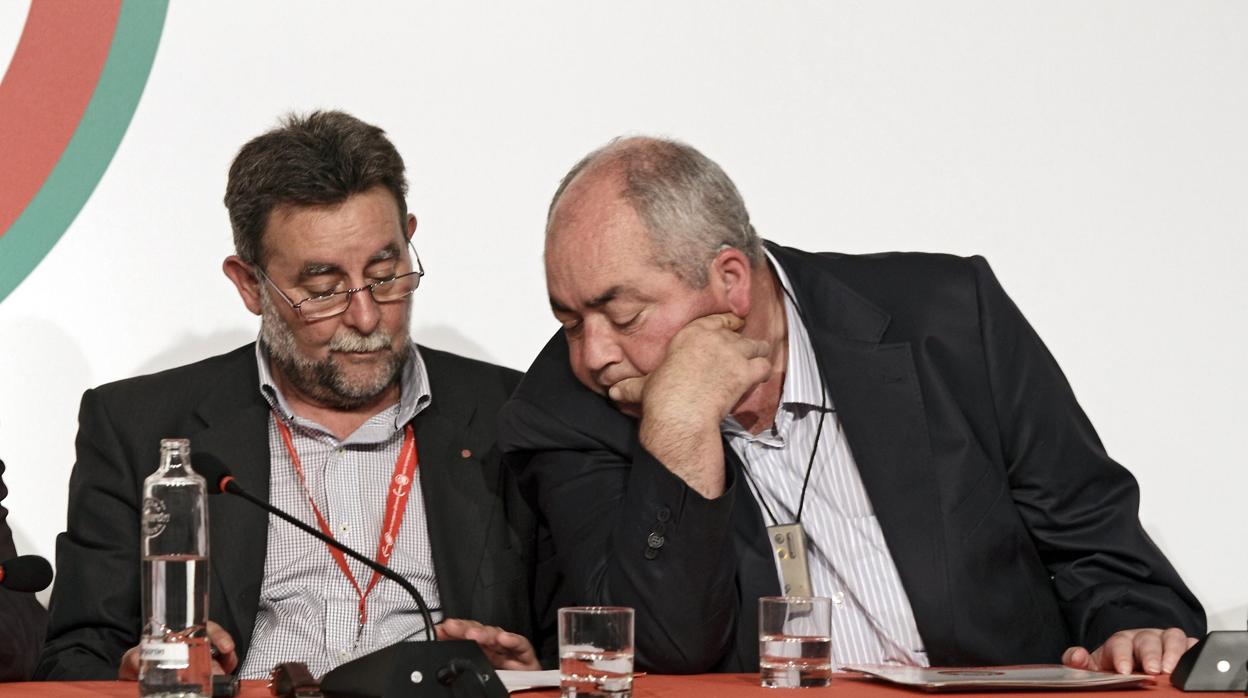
[38,111,544,681]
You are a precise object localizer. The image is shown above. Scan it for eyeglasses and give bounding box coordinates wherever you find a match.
[254,245,425,321]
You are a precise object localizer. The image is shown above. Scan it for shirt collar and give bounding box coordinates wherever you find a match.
[255,338,432,437]
[721,249,828,441]
[768,249,826,410]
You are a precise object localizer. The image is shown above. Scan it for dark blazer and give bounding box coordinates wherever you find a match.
[499,243,1205,673]
[37,344,538,680]
[0,459,49,682]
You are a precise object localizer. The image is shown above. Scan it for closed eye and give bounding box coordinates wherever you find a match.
[611,313,642,331]
[303,282,345,298]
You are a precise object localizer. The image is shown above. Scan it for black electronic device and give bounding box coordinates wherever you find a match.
[194,453,503,697]
[319,642,506,698]
[1171,631,1248,691]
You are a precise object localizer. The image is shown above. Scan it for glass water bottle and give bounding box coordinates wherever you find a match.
[139,438,211,697]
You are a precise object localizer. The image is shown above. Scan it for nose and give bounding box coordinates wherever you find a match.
[578,318,622,378]
[340,286,382,335]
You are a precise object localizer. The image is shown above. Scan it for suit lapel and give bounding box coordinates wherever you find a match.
[417,353,497,620]
[192,352,271,660]
[772,244,954,658]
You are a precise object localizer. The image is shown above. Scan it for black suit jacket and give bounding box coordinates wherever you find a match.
[0,459,48,682]
[37,344,538,680]
[499,244,1205,673]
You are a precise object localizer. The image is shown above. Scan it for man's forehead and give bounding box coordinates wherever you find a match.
[263,196,405,266]
[298,240,401,268]
[267,231,405,278]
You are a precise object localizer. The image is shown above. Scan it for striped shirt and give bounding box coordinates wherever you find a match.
[238,341,443,679]
[721,253,929,668]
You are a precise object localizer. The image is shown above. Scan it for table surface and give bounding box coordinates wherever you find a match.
[0,673,1186,697]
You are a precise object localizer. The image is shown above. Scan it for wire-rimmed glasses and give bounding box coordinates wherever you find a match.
[254,245,425,321]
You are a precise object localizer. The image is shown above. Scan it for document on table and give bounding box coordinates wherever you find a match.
[497,669,561,692]
[843,664,1154,691]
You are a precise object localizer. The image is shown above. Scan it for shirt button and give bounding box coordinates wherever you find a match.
[832,591,845,605]
[340,525,349,533]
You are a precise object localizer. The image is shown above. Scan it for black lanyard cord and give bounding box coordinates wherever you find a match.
[734,278,829,526]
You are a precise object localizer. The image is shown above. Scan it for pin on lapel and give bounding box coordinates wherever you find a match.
[460,449,472,459]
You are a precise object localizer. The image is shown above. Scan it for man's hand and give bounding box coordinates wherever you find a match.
[609,313,772,498]
[436,618,541,670]
[1062,628,1198,675]
[119,620,239,679]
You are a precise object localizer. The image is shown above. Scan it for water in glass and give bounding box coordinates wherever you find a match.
[560,648,634,697]
[759,634,834,688]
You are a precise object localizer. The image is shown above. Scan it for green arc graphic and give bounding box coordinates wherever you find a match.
[0,1,168,302]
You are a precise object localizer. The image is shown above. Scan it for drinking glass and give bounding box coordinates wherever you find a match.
[558,606,634,697]
[758,596,833,688]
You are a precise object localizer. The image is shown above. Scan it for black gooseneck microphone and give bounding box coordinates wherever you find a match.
[0,554,53,593]
[193,453,436,641]
[194,453,506,698]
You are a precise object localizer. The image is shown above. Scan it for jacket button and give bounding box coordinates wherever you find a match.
[656,507,671,522]
[644,547,659,560]
[647,532,665,549]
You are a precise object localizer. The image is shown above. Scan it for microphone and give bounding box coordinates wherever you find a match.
[195,453,507,697]
[194,453,435,641]
[0,554,54,593]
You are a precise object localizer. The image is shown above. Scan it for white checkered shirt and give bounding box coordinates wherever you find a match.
[721,252,929,668]
[238,342,443,679]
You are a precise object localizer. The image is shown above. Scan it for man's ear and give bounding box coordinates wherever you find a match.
[406,213,417,241]
[222,256,263,316]
[710,247,753,317]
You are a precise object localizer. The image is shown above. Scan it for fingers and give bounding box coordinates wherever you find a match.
[206,621,238,673]
[1072,629,1197,676]
[1160,628,1195,674]
[435,618,471,641]
[1132,629,1164,674]
[1103,631,1139,674]
[690,312,745,332]
[438,618,497,644]
[1061,646,1092,670]
[437,618,541,670]
[118,646,141,680]
[485,630,540,670]
[608,376,646,405]
[745,355,773,383]
[120,623,238,681]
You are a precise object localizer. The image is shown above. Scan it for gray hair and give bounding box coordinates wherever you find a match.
[547,136,764,287]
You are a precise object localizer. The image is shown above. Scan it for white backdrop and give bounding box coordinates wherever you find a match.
[1,1,1245,632]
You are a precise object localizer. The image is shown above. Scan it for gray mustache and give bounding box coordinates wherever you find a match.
[330,331,392,352]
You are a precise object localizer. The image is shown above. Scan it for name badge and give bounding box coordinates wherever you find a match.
[768,523,812,596]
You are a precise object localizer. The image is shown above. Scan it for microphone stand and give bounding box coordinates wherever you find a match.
[198,457,504,697]
[222,480,436,642]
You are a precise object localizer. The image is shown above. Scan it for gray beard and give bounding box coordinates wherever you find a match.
[259,288,409,411]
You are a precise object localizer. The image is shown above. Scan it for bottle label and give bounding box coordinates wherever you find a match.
[141,497,170,538]
[140,641,189,668]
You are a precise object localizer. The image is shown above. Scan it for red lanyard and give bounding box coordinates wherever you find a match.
[273,414,418,632]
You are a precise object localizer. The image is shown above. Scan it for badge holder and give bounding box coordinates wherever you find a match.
[769,523,813,596]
